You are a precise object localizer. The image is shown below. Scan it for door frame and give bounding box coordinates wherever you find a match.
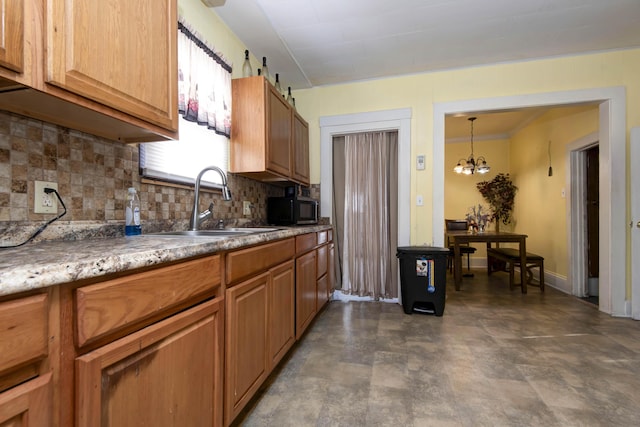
[567,133,599,298]
[434,87,627,316]
[319,108,411,248]
[319,108,412,300]
[631,127,640,320]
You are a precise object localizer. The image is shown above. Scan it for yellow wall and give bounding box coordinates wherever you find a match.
[294,49,640,246]
[510,107,599,277]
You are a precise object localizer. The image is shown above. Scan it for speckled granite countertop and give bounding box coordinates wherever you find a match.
[0,225,331,297]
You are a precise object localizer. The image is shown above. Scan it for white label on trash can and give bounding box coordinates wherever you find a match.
[416,258,436,293]
[416,259,428,276]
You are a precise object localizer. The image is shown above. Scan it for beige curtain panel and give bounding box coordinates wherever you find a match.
[336,131,398,299]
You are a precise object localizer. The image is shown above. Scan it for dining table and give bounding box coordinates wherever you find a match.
[446,230,529,293]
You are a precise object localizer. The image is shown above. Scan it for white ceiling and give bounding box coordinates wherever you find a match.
[212,0,639,137]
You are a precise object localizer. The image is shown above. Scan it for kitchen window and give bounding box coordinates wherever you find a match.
[139,119,229,187]
[139,19,232,188]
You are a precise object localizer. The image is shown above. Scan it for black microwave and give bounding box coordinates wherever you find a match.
[267,196,318,225]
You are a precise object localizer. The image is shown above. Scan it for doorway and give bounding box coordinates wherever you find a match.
[331,131,399,299]
[585,145,599,305]
[434,87,627,316]
[320,108,412,300]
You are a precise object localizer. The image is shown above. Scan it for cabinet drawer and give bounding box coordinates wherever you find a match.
[317,231,327,245]
[0,294,48,376]
[226,238,295,286]
[296,233,316,255]
[75,256,221,348]
[327,229,333,242]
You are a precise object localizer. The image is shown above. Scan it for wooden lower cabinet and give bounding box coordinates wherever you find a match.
[0,291,52,427]
[316,243,329,311]
[317,274,329,311]
[328,243,335,294]
[0,373,52,427]
[224,241,296,426]
[318,241,335,310]
[224,273,269,426]
[268,260,295,369]
[75,297,224,427]
[295,250,317,339]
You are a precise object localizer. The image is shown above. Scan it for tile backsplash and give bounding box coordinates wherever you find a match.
[0,111,320,244]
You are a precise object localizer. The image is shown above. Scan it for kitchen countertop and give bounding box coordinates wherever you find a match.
[0,225,332,297]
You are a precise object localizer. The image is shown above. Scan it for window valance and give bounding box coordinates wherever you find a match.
[177,20,232,137]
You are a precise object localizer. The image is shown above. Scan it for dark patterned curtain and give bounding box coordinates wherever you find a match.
[178,20,232,137]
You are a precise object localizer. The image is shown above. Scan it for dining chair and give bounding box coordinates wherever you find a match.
[445,219,476,276]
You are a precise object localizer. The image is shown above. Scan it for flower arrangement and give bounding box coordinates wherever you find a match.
[466,204,491,232]
[476,173,518,230]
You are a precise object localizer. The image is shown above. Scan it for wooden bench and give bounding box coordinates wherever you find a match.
[487,247,545,292]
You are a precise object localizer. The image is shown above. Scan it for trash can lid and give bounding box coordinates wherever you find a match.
[396,246,449,256]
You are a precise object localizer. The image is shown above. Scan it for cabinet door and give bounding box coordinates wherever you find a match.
[0,373,52,427]
[328,243,335,295]
[317,274,329,312]
[296,250,317,339]
[317,244,328,279]
[292,111,310,185]
[266,84,292,177]
[0,0,23,73]
[269,261,295,369]
[225,273,269,425]
[46,0,178,132]
[75,297,224,427]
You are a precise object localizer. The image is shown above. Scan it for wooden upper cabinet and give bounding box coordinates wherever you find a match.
[292,111,310,185]
[267,84,293,177]
[45,0,178,133]
[230,76,310,186]
[0,0,34,91]
[0,0,24,74]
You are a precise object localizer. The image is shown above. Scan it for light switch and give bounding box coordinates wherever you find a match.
[416,155,425,170]
[416,195,424,206]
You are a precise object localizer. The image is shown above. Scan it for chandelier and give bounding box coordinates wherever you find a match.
[453,117,490,175]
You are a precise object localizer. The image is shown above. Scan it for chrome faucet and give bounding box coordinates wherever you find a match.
[189,166,232,231]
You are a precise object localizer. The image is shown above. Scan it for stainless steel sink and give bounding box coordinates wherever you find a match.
[145,228,280,238]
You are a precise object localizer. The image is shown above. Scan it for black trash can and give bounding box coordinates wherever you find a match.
[396,246,449,316]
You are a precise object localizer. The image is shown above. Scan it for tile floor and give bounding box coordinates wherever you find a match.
[233,272,640,426]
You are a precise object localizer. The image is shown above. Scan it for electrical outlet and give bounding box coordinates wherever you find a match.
[243,201,252,216]
[34,181,58,214]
